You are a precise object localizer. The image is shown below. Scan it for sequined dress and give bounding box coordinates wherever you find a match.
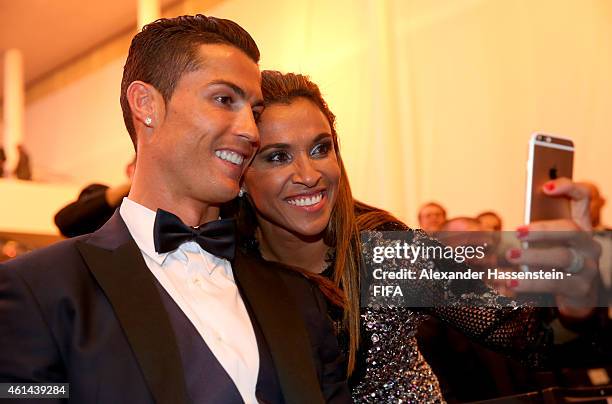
[243,220,553,403]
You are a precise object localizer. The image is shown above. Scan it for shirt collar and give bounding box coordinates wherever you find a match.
[119,198,230,271]
[119,197,169,266]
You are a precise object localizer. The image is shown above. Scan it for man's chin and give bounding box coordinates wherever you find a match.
[201,184,240,205]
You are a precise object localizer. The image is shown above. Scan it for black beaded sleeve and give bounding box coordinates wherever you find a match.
[364,222,554,368]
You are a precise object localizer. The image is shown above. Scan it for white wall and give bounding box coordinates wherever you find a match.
[0,179,80,234]
[390,0,612,226]
[24,57,133,186]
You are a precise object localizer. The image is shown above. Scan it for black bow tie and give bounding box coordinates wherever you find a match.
[153,209,236,260]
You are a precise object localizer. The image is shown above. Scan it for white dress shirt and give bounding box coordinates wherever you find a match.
[120,198,259,404]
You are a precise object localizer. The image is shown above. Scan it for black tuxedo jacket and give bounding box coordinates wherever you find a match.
[0,213,350,403]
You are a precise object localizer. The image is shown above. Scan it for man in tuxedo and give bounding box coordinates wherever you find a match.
[0,15,349,403]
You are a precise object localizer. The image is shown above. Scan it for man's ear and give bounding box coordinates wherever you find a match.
[126,81,164,133]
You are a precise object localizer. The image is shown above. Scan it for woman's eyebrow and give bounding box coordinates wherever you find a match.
[312,133,333,143]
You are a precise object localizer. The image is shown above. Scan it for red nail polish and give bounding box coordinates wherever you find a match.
[509,280,519,288]
[509,248,521,259]
[544,182,555,191]
[516,226,529,238]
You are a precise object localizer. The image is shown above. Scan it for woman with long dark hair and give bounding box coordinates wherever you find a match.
[235,70,601,402]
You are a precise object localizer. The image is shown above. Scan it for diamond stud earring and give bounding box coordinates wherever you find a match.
[144,117,152,126]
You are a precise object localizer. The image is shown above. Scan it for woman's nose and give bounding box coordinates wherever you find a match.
[292,155,322,187]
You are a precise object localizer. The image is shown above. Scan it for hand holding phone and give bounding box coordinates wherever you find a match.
[524,133,574,223]
[504,135,601,316]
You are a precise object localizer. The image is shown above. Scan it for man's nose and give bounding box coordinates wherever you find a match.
[235,107,259,147]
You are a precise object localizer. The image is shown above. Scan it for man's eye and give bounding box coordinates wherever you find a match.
[215,95,233,105]
[266,151,291,163]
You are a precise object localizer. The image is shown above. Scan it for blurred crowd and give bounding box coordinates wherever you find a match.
[415,183,612,402]
[416,182,611,294]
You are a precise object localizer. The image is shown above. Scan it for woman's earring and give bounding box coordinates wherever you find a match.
[238,188,246,197]
[144,117,152,127]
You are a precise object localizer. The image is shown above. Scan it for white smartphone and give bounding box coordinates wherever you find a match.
[524,133,574,224]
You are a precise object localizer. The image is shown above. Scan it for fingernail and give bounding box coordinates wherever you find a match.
[509,248,521,259]
[516,226,529,238]
[508,279,519,288]
[544,181,555,191]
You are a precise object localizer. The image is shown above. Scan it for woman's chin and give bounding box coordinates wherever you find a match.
[288,222,329,240]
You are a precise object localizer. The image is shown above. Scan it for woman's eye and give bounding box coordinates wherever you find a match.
[215,95,233,105]
[266,151,291,163]
[311,142,331,157]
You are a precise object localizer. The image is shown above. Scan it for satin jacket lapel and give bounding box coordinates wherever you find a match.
[76,213,189,404]
[233,249,325,404]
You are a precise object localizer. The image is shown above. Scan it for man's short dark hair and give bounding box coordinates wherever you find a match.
[441,216,481,231]
[476,211,502,221]
[476,210,503,229]
[120,14,260,148]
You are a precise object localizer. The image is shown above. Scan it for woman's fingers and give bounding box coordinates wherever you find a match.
[506,246,574,268]
[503,245,599,309]
[540,178,592,231]
[543,177,589,201]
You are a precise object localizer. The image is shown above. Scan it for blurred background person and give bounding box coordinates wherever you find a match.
[477,210,503,231]
[477,210,519,269]
[585,182,608,232]
[54,156,135,237]
[418,201,447,233]
[419,215,530,401]
[0,147,6,177]
[585,182,612,313]
[438,216,497,271]
[440,216,480,231]
[13,145,32,180]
